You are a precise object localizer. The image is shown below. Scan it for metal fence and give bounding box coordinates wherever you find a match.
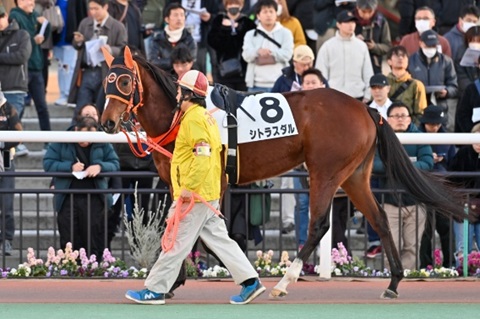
[1,170,478,271]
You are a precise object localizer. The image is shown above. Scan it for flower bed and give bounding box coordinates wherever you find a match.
[2,243,479,279]
[1,243,147,278]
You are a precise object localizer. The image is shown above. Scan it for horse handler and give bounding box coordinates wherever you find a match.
[125,70,265,305]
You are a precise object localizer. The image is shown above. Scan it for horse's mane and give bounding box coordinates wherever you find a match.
[132,55,178,108]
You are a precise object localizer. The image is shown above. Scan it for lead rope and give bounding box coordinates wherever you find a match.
[161,193,225,252]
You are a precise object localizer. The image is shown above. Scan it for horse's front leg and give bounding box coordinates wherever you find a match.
[269,258,304,298]
[270,207,331,298]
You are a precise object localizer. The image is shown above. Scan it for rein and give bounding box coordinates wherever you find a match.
[161,194,225,252]
[120,110,181,159]
[107,60,181,159]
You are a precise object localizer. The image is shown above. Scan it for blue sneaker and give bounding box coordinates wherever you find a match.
[125,288,165,305]
[230,279,266,305]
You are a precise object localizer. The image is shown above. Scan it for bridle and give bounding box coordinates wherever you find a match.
[105,60,144,116]
[104,58,180,159]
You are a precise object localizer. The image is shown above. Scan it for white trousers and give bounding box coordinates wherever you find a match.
[145,200,258,293]
[281,176,295,226]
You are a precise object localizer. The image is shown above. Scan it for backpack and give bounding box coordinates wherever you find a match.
[42,2,64,34]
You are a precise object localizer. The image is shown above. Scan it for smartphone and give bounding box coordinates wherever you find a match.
[437,153,446,157]
[3,150,10,169]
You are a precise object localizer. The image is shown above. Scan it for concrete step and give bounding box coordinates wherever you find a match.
[22,117,72,132]
[14,152,46,170]
[13,173,51,189]
[22,98,74,119]
[13,193,54,212]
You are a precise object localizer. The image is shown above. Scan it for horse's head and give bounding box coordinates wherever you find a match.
[101,46,143,134]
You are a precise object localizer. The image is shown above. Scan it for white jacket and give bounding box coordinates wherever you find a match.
[316,31,373,100]
[242,22,294,89]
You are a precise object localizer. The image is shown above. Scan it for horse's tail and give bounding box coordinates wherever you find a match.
[368,109,469,222]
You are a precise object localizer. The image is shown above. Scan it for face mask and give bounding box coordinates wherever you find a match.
[422,47,437,58]
[227,7,240,16]
[469,42,480,50]
[415,19,431,34]
[277,4,282,16]
[462,21,477,33]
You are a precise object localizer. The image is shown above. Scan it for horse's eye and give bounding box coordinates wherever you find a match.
[116,75,133,95]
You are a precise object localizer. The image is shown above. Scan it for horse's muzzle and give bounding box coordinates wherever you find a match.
[102,120,117,134]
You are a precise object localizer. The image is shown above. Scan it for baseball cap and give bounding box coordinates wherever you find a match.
[419,105,446,124]
[0,6,6,16]
[420,30,439,47]
[369,74,389,87]
[293,45,314,63]
[336,10,357,23]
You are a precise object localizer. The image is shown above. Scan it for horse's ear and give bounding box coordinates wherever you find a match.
[124,46,134,69]
[101,47,114,67]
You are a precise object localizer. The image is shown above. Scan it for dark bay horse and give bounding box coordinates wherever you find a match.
[101,47,467,299]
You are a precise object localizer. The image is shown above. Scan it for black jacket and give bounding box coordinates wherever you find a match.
[449,145,480,193]
[108,0,145,56]
[0,21,31,92]
[66,0,88,43]
[207,13,255,81]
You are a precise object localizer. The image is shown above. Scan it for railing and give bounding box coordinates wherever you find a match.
[1,170,478,273]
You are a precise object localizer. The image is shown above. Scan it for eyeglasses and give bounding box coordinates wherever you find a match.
[415,17,431,21]
[388,114,410,120]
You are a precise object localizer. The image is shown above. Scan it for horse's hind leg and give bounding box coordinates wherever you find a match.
[342,171,403,299]
[270,184,336,298]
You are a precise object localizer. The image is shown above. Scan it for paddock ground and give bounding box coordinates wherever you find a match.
[1,277,479,318]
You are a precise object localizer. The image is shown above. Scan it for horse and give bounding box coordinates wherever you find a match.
[100,47,467,299]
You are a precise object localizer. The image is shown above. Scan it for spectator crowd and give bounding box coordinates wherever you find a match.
[0,0,480,277]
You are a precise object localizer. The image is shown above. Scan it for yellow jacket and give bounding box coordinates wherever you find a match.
[171,104,222,201]
[280,17,306,47]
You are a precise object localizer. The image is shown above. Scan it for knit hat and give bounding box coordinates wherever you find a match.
[293,45,314,63]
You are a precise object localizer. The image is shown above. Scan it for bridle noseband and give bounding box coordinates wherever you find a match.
[104,60,180,159]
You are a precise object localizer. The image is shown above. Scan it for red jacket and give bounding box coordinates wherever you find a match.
[399,31,452,58]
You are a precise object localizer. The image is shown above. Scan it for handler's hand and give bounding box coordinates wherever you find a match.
[180,189,192,202]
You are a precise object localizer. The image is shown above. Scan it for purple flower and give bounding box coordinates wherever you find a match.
[60,270,68,276]
[104,272,109,278]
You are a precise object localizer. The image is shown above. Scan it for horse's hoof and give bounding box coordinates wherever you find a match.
[269,288,288,299]
[380,289,399,299]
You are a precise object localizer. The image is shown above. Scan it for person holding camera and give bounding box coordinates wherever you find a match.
[353,0,392,74]
[0,89,23,256]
